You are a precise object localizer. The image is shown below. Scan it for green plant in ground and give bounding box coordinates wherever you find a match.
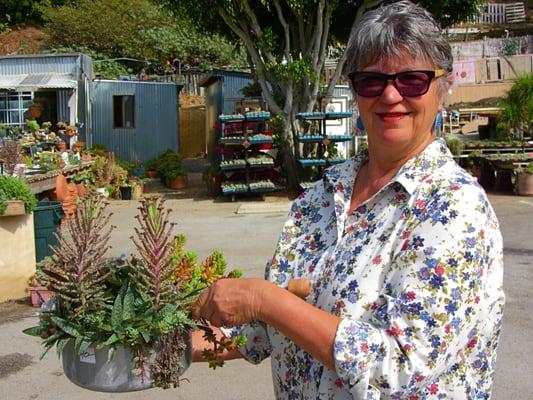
[0,175,37,215]
[23,195,244,388]
[445,137,465,156]
[498,73,533,139]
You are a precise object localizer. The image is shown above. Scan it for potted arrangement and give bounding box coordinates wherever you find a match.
[156,151,188,189]
[516,163,533,196]
[23,195,244,391]
[0,175,37,217]
[144,158,159,179]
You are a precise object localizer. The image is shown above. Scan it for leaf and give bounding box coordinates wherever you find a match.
[108,346,116,362]
[22,326,42,337]
[51,316,81,337]
[56,337,71,357]
[111,282,127,330]
[123,283,136,320]
[103,333,119,346]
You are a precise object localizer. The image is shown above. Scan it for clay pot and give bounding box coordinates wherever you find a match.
[53,174,69,202]
[516,172,533,196]
[167,176,186,190]
[76,183,87,197]
[145,170,157,179]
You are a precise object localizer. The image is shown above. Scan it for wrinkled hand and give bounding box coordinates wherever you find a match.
[192,278,268,327]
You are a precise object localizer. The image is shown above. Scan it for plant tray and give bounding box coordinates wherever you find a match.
[219,114,245,122]
[248,136,273,144]
[0,200,25,217]
[325,111,352,119]
[328,159,347,164]
[328,135,353,142]
[296,112,325,120]
[299,159,326,166]
[297,135,324,142]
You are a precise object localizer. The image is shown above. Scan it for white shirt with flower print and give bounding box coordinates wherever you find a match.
[224,138,505,399]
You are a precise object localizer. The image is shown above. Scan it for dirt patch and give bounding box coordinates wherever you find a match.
[0,353,34,379]
[0,298,36,325]
[0,25,49,56]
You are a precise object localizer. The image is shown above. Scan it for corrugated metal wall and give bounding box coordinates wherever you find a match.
[219,71,256,114]
[0,54,81,75]
[91,80,181,164]
[0,53,91,140]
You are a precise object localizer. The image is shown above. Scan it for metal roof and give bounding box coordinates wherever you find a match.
[0,73,77,91]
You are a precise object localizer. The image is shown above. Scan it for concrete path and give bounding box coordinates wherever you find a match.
[0,190,532,399]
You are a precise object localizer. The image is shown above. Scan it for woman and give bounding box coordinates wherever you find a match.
[193,2,505,398]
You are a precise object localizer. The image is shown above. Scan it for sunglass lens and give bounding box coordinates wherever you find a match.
[354,74,386,97]
[396,72,430,96]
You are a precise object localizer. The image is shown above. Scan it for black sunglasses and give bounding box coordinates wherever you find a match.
[347,69,445,97]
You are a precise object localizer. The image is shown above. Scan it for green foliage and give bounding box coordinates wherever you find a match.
[445,137,465,156]
[45,46,132,79]
[264,58,315,83]
[40,0,246,69]
[501,36,520,56]
[0,175,37,214]
[155,150,188,180]
[498,74,533,138]
[0,0,67,26]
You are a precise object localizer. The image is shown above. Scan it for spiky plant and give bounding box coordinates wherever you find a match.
[39,194,114,315]
[130,197,177,309]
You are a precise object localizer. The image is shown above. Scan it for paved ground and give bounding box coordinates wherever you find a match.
[0,177,532,399]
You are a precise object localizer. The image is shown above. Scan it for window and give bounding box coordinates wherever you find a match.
[0,91,32,127]
[113,95,135,128]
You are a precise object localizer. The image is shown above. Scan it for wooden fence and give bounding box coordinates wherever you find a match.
[179,105,206,158]
[470,2,526,24]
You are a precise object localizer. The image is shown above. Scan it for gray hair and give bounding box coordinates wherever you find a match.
[344,1,453,97]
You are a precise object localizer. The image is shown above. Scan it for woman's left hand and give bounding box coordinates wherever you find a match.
[192,278,269,327]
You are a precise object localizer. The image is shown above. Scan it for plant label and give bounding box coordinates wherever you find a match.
[79,348,96,364]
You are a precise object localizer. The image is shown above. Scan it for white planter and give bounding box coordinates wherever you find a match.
[62,331,192,392]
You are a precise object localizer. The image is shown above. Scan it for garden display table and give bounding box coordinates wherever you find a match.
[23,161,93,194]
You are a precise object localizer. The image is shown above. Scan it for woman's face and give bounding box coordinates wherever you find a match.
[356,55,443,156]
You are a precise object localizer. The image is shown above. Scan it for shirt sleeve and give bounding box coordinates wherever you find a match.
[220,321,272,364]
[332,186,505,397]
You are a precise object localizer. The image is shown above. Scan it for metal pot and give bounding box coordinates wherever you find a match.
[62,331,192,392]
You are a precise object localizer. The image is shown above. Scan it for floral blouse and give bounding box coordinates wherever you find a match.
[225,139,505,399]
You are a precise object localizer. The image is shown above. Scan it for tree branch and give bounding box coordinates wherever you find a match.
[273,0,291,62]
[217,6,282,115]
[325,0,383,96]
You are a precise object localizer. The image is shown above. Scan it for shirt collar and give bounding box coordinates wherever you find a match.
[323,138,453,199]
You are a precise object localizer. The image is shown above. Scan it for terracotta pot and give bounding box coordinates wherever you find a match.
[167,176,186,190]
[516,172,533,196]
[53,174,69,202]
[145,170,157,179]
[29,286,53,307]
[76,183,87,197]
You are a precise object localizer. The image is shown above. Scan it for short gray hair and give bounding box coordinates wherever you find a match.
[344,1,453,96]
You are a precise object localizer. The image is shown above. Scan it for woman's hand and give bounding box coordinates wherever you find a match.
[192,278,269,327]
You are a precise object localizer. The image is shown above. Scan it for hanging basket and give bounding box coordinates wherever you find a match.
[62,330,192,392]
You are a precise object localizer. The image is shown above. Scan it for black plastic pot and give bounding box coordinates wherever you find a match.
[119,186,132,200]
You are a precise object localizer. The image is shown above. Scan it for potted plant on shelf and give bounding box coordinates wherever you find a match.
[515,163,533,196]
[0,175,37,217]
[23,194,244,391]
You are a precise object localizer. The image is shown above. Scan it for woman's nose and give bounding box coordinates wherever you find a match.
[380,81,404,103]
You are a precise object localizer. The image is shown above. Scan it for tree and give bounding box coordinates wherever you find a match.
[164,0,480,191]
[39,0,246,70]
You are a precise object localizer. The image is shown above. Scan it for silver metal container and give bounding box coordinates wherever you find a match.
[62,332,192,392]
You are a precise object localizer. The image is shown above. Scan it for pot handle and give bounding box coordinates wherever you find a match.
[287,278,311,299]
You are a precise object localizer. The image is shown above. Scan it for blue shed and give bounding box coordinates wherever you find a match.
[91,80,182,164]
[0,53,93,139]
